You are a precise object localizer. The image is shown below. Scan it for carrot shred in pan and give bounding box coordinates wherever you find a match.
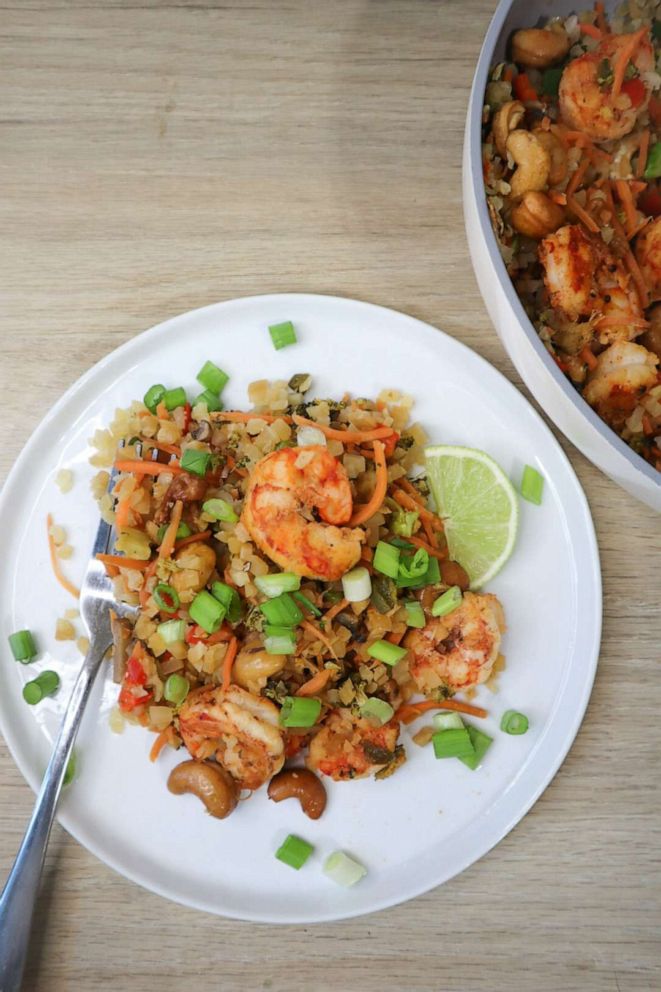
[595,1,608,33]
[612,28,647,100]
[549,191,568,206]
[623,249,650,308]
[567,196,600,233]
[636,129,651,179]
[350,439,388,526]
[301,619,338,660]
[114,459,183,477]
[222,636,239,691]
[159,500,183,559]
[580,345,599,371]
[138,558,159,608]
[567,155,591,198]
[114,495,133,530]
[296,668,333,697]
[212,411,293,425]
[396,699,488,724]
[323,597,350,622]
[615,179,639,238]
[96,553,152,571]
[206,626,233,645]
[149,728,170,763]
[174,530,211,550]
[580,22,603,40]
[408,534,447,561]
[46,514,80,600]
[292,414,395,444]
[393,487,442,529]
[596,314,648,328]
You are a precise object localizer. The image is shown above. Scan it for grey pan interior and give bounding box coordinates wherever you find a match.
[468,0,661,493]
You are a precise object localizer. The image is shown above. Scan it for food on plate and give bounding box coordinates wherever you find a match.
[483,3,661,470]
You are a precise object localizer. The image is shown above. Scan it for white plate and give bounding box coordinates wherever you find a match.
[0,294,601,923]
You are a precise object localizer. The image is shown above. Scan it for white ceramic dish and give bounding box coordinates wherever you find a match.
[463,0,661,512]
[0,294,601,922]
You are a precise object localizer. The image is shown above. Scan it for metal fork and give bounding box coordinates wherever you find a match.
[0,465,137,992]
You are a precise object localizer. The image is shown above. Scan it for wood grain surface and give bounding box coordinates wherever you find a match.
[1,2,659,990]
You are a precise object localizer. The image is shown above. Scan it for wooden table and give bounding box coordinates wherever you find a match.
[2,2,659,990]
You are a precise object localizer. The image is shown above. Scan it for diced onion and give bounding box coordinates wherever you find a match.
[297,425,326,447]
[323,851,367,888]
[341,566,372,603]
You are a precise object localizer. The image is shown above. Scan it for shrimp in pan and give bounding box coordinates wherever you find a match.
[307,709,400,781]
[242,446,364,581]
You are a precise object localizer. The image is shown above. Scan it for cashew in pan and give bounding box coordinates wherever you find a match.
[493,100,525,158]
[511,191,565,239]
[507,130,550,200]
[511,26,571,68]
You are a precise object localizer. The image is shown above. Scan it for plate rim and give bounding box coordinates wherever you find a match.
[0,293,602,922]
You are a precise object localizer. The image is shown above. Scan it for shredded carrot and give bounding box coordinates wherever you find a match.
[595,1,608,33]
[350,440,388,526]
[139,558,159,608]
[114,459,183,477]
[323,597,350,622]
[580,23,603,40]
[222,636,238,691]
[386,629,405,646]
[360,545,374,563]
[615,179,639,238]
[213,411,293,425]
[114,495,133,530]
[149,728,170,763]
[549,191,568,206]
[408,534,447,561]
[46,514,80,600]
[636,129,651,179]
[596,314,648,329]
[292,414,395,444]
[567,155,591,198]
[174,530,211,550]
[623,249,650,309]
[567,196,600,233]
[96,553,152,571]
[396,476,426,504]
[612,28,647,100]
[155,402,169,420]
[396,699,488,724]
[296,669,333,697]
[629,216,651,239]
[159,500,183,559]
[206,626,233,645]
[580,345,599,371]
[301,619,338,660]
[642,413,654,435]
[393,487,441,527]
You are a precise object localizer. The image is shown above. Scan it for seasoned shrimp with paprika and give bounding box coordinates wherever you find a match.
[307,708,400,781]
[583,340,659,429]
[242,445,364,581]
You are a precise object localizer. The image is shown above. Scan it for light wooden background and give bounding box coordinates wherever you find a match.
[1,2,659,990]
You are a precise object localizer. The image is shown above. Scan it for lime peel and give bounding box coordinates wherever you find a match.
[424,444,519,589]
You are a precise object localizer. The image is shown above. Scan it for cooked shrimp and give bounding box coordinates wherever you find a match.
[178,684,285,790]
[559,30,653,141]
[635,216,661,303]
[539,225,644,343]
[306,708,400,781]
[583,340,659,429]
[404,591,505,695]
[242,446,364,581]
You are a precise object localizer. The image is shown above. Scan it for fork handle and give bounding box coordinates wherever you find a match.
[0,634,110,992]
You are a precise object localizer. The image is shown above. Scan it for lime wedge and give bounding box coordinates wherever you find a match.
[425,445,519,589]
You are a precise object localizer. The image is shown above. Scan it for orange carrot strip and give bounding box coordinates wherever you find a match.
[595,1,608,33]
[615,179,639,238]
[174,530,211,550]
[114,495,133,529]
[96,553,152,571]
[292,414,395,444]
[580,345,599,371]
[323,597,350,622]
[567,155,591,198]
[114,459,183,477]
[642,413,654,436]
[222,636,239,691]
[636,130,650,179]
[139,558,160,608]
[393,488,442,528]
[623,249,650,309]
[212,411,292,425]
[159,500,183,559]
[386,629,406,645]
[206,626,233,645]
[408,534,447,561]
[156,402,169,420]
[350,440,388,526]
[149,728,170,763]
[549,191,568,206]
[46,514,80,600]
[612,28,647,100]
[580,23,603,40]
[567,196,600,233]
[301,619,338,660]
[296,669,333,697]
[396,699,488,724]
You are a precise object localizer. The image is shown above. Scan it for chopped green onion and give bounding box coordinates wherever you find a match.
[390,537,415,550]
[541,66,563,96]
[432,727,475,760]
[520,465,544,505]
[654,18,661,42]
[156,522,192,544]
[373,541,400,579]
[163,387,187,411]
[432,711,464,731]
[164,673,190,705]
[398,547,429,581]
[360,697,394,725]
[367,640,407,667]
[63,751,77,786]
[259,593,303,627]
[143,383,166,413]
[644,140,661,179]
[194,390,223,413]
[404,601,425,628]
[265,630,297,654]
[500,710,529,735]
[292,591,322,617]
[23,670,60,706]
[280,695,321,728]
[341,566,372,603]
[153,582,180,613]
[323,850,367,887]
[268,320,297,350]
[8,629,37,663]
[189,590,225,634]
[211,582,243,623]
[431,586,462,618]
[255,572,301,598]
[460,725,493,770]
[392,509,419,538]
[275,833,313,869]
[180,448,211,477]
[396,554,440,589]
[157,619,186,644]
[202,498,238,523]
[196,360,229,395]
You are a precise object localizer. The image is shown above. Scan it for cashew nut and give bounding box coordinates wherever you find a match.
[532,127,568,186]
[167,759,239,819]
[493,100,525,159]
[506,130,550,200]
[170,541,216,600]
[267,768,327,820]
[511,191,565,239]
[511,26,570,68]
[233,637,287,694]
